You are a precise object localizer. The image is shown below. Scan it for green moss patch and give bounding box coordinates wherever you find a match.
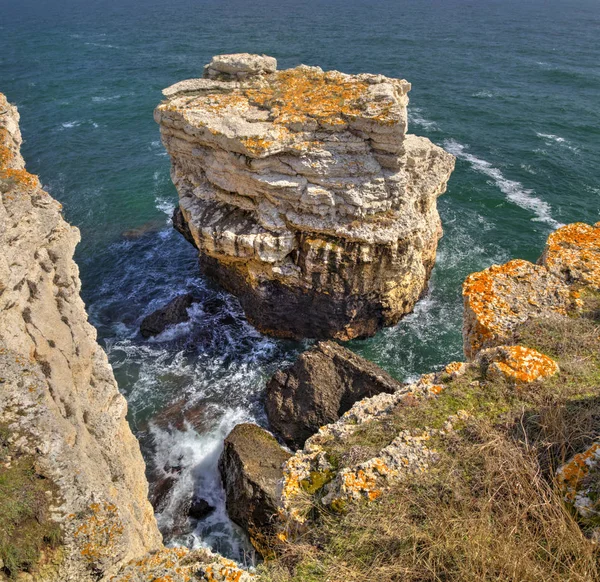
[0,426,61,578]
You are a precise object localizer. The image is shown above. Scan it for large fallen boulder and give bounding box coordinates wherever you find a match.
[266,341,403,449]
[218,423,291,552]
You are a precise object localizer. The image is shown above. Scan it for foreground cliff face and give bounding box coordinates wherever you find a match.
[156,54,455,340]
[0,93,163,579]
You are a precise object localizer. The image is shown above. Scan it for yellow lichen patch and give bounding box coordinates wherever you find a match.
[73,501,124,564]
[112,548,253,582]
[542,222,600,290]
[463,259,571,358]
[333,457,398,507]
[557,443,600,519]
[245,68,395,128]
[239,136,274,156]
[558,443,600,500]
[444,361,467,379]
[0,168,41,189]
[485,345,559,385]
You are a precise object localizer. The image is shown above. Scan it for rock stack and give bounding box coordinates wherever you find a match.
[155,54,455,340]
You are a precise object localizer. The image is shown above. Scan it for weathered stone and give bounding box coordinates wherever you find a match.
[150,398,209,433]
[156,54,455,340]
[111,547,255,582]
[218,424,291,551]
[279,373,449,528]
[140,293,199,337]
[171,206,197,248]
[477,345,559,385]
[557,442,600,521]
[0,92,162,580]
[204,53,277,80]
[266,341,403,449]
[539,222,600,290]
[462,259,574,359]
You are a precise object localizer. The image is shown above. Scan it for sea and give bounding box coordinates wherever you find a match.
[1,0,599,563]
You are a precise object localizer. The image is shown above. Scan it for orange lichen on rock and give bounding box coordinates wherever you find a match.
[111,548,254,582]
[462,259,572,359]
[0,167,41,189]
[482,345,559,384]
[557,442,600,519]
[444,361,468,379]
[540,222,600,290]
[245,68,395,127]
[73,501,125,564]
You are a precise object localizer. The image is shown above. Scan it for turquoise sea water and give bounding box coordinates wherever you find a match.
[2,0,599,561]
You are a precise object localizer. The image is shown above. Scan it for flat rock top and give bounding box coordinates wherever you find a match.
[158,55,411,157]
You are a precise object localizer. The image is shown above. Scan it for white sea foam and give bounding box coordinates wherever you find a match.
[92,94,122,103]
[85,42,120,49]
[444,139,562,228]
[153,170,176,215]
[151,407,257,563]
[520,163,537,175]
[472,90,494,98]
[60,120,99,130]
[536,132,578,151]
[408,107,439,131]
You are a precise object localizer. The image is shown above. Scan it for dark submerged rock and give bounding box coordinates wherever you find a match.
[140,293,199,338]
[266,341,403,449]
[188,496,215,520]
[218,423,291,552]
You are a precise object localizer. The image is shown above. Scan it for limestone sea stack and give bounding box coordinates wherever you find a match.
[155,54,455,340]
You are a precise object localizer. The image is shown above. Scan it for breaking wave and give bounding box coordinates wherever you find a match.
[444,139,563,228]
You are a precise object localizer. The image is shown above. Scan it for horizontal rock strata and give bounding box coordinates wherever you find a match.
[156,53,455,340]
[266,340,403,449]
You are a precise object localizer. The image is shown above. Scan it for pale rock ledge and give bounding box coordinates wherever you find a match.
[155,53,455,340]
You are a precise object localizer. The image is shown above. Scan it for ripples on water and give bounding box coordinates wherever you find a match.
[2,0,599,562]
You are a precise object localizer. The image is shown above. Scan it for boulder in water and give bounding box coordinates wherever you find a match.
[188,495,215,520]
[140,293,199,338]
[218,423,291,552]
[266,341,403,449]
[156,54,455,340]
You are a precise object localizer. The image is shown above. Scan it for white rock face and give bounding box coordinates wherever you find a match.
[156,54,455,340]
[0,93,162,581]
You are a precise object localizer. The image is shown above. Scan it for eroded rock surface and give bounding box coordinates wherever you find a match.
[266,340,403,449]
[0,92,255,582]
[156,53,455,340]
[219,423,291,552]
[462,259,574,359]
[463,222,600,360]
[0,93,162,580]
